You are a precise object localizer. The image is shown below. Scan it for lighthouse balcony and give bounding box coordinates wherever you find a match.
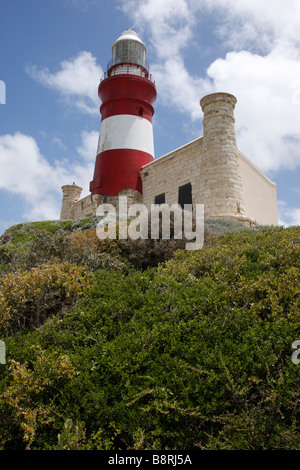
[101,61,155,84]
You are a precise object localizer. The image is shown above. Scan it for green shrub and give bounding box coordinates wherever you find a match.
[2,346,75,449]
[119,211,200,268]
[0,262,92,335]
[14,229,129,272]
[0,225,299,450]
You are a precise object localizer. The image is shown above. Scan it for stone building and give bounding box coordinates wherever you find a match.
[60,31,278,227]
[140,92,278,226]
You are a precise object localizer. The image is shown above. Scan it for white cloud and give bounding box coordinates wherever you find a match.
[118,0,300,174]
[0,133,60,198]
[0,131,97,221]
[121,0,194,59]
[76,130,99,161]
[26,51,102,114]
[0,132,65,220]
[289,209,300,226]
[206,48,300,172]
[204,0,300,51]
[152,58,212,120]
[278,200,300,227]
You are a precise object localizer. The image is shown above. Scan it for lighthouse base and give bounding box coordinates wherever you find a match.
[89,149,154,197]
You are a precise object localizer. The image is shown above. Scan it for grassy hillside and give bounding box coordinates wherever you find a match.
[0,218,299,450]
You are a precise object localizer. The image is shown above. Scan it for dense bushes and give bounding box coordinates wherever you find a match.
[25,229,128,272]
[0,227,129,274]
[0,263,92,335]
[0,215,252,273]
[0,221,299,450]
[2,346,75,449]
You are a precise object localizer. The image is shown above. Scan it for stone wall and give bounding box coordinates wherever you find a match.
[140,137,203,210]
[61,188,142,220]
[70,193,104,220]
[238,151,278,225]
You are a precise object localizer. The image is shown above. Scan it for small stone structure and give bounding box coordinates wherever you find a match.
[60,187,142,221]
[60,92,278,226]
[60,183,83,221]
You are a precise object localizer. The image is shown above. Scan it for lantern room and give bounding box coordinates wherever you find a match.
[109,29,148,72]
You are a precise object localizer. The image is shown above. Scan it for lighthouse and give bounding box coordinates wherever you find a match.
[89,29,157,197]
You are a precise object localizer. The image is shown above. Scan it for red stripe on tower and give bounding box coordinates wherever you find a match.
[90,30,157,197]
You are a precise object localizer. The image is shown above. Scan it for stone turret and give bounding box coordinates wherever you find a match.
[200,92,245,219]
[60,183,83,220]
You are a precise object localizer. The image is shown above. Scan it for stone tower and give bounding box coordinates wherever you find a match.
[200,92,245,219]
[60,183,83,221]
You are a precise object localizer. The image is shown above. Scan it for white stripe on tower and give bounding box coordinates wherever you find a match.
[97,114,154,156]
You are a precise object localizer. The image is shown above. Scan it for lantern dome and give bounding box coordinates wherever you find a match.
[109,29,147,71]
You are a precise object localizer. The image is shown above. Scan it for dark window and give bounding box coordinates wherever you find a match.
[178,183,193,209]
[154,193,165,205]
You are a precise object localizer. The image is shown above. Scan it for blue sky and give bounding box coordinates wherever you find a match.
[1,0,300,233]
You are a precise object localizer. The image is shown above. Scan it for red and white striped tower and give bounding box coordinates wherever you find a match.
[90,30,157,197]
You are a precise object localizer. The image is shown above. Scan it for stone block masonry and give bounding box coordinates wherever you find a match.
[60,187,142,221]
[60,183,83,221]
[199,92,245,219]
[141,137,203,211]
